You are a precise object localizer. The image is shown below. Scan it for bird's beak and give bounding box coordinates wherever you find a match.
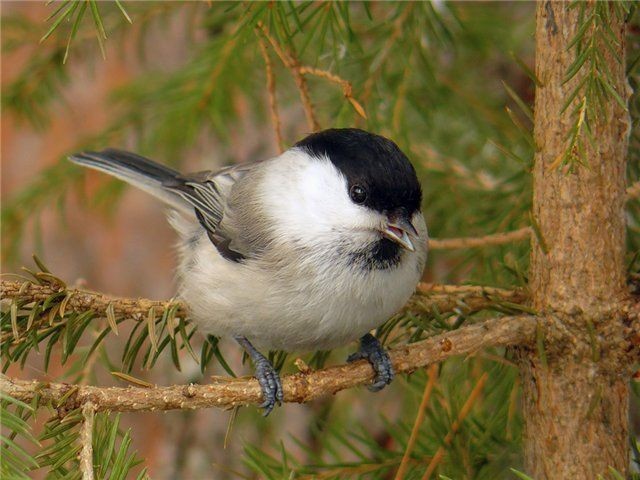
[381,216,418,252]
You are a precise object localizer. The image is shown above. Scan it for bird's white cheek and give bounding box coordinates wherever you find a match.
[261,154,379,243]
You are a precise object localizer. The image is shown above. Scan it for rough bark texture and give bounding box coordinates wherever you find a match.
[521,2,633,478]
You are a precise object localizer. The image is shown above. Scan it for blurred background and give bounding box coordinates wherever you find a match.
[2,2,638,479]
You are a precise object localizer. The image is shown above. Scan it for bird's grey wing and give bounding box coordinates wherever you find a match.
[69,148,258,262]
[168,163,258,262]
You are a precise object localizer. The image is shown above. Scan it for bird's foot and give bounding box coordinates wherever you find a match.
[253,354,284,415]
[234,336,283,416]
[347,333,394,392]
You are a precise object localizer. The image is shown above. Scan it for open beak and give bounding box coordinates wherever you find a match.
[381,216,418,252]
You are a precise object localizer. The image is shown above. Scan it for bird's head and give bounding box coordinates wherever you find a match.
[287,128,424,260]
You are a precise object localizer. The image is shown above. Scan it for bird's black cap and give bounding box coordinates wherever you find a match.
[295,128,422,216]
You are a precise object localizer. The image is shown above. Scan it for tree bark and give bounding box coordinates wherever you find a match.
[521,2,633,478]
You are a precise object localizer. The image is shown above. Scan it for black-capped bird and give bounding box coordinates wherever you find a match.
[70,128,428,415]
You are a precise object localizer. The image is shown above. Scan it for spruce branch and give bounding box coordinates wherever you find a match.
[1,279,527,347]
[297,459,415,480]
[392,65,411,132]
[1,315,538,413]
[254,19,367,128]
[0,279,185,333]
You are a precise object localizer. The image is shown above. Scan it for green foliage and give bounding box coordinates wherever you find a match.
[1,2,638,479]
[34,407,144,479]
[91,413,146,480]
[558,1,634,169]
[510,469,535,480]
[238,360,521,479]
[2,2,535,282]
[0,259,228,380]
[36,407,84,478]
[0,393,39,479]
[40,0,132,62]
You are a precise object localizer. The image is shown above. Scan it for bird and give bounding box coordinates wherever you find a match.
[69,128,428,415]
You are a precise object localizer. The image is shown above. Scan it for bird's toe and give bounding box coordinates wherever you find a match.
[255,358,283,416]
[350,334,395,392]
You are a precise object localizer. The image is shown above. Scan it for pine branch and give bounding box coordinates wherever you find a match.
[1,315,537,413]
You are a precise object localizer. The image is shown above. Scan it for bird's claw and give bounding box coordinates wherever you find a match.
[234,335,284,416]
[254,355,284,416]
[347,333,394,392]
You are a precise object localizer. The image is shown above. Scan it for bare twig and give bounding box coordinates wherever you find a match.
[420,372,488,480]
[256,22,320,131]
[297,66,367,119]
[394,364,439,480]
[1,315,537,412]
[257,35,284,153]
[428,227,532,250]
[627,181,640,201]
[255,24,367,127]
[80,403,95,480]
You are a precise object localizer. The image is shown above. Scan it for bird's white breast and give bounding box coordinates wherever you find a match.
[177,230,425,351]
[173,149,427,351]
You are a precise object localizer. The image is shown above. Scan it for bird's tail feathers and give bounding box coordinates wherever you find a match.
[69,149,193,215]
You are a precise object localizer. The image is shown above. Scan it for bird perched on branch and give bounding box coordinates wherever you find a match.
[70,128,428,415]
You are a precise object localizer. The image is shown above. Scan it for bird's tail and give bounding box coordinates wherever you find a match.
[69,149,193,215]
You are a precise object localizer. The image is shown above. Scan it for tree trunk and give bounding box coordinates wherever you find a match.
[520,2,632,478]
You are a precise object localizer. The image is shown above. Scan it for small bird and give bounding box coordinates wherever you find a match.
[70,128,428,415]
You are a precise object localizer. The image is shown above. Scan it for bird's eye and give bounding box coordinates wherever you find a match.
[349,185,367,204]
